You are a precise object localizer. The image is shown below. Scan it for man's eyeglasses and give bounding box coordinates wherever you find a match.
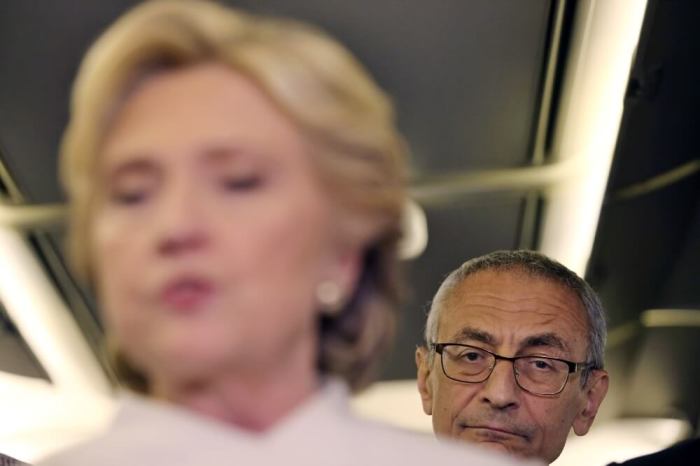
[431,343,592,396]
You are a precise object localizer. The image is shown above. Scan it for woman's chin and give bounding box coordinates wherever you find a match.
[141,348,234,386]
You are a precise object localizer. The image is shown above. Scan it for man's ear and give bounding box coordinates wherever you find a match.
[415,346,434,416]
[573,369,609,436]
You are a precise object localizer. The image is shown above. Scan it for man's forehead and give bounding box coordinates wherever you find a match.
[437,268,589,351]
[445,325,572,354]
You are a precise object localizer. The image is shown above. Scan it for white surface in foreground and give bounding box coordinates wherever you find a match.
[0,372,116,463]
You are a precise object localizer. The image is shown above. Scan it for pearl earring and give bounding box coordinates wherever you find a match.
[316,280,343,315]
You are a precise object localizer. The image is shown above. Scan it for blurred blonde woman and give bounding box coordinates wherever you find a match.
[39,2,528,465]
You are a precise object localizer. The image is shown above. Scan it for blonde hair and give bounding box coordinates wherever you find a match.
[61,0,407,392]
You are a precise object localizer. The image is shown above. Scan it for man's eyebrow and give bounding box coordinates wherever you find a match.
[450,326,495,346]
[520,333,569,353]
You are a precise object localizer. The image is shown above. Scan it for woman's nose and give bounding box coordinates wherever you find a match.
[154,178,209,256]
[158,228,208,255]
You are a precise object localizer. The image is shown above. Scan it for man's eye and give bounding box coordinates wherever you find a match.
[529,358,555,371]
[221,176,262,192]
[459,351,483,362]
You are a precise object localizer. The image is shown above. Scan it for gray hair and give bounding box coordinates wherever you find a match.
[424,250,606,384]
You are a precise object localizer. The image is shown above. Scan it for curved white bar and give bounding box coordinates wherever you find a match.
[539,0,649,275]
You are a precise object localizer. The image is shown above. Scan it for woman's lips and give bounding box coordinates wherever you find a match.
[159,278,214,311]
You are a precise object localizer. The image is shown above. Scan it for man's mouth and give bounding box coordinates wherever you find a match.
[460,423,530,441]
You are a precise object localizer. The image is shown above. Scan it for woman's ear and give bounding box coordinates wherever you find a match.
[318,244,364,312]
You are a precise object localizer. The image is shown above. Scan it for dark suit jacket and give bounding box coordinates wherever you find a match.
[609,438,700,465]
[0,454,28,466]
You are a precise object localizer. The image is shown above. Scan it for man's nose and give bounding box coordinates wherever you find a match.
[479,359,521,410]
[154,179,209,256]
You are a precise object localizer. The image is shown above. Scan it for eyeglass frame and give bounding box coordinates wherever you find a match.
[431,342,594,396]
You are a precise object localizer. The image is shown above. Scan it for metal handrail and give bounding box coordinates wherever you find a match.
[641,309,700,328]
[0,202,67,229]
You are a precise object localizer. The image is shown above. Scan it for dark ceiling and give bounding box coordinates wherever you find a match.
[0,0,549,203]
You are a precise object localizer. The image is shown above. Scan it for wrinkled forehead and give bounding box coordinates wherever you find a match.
[438,268,590,355]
